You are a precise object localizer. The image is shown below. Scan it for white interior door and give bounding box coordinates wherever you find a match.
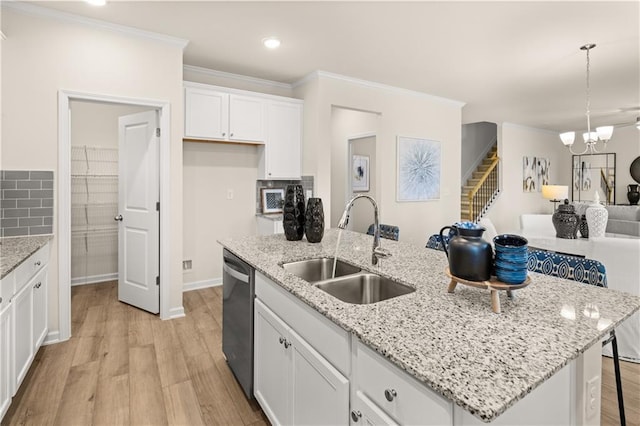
[117,110,160,314]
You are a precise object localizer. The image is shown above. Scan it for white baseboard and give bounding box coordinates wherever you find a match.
[183,277,222,292]
[43,330,61,346]
[71,273,118,286]
[168,306,185,319]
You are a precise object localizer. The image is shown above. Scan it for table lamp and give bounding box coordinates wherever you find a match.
[542,185,569,211]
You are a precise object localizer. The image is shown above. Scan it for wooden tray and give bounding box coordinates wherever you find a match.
[445,268,531,314]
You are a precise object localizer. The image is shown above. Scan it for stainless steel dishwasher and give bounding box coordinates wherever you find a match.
[222,249,255,399]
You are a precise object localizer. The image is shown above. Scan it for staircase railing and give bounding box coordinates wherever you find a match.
[467,154,500,222]
[600,169,613,204]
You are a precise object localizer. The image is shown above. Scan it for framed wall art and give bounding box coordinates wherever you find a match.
[261,188,284,213]
[396,136,441,202]
[352,155,370,192]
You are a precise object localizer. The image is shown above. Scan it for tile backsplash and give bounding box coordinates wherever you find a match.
[1,170,54,237]
[256,176,314,214]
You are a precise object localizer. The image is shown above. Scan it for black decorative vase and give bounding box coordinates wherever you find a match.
[283,185,305,241]
[552,200,579,239]
[578,214,589,238]
[439,225,493,282]
[304,198,324,243]
[628,184,640,206]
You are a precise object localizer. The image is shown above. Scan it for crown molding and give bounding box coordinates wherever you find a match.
[183,65,292,90]
[1,1,189,49]
[294,70,466,108]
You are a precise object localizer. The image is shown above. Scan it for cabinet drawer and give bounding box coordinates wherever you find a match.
[14,244,49,291]
[255,271,351,375]
[355,341,452,425]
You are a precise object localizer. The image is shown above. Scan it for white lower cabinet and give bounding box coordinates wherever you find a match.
[0,242,49,422]
[254,299,349,426]
[354,340,453,425]
[11,278,33,395]
[351,390,398,426]
[0,304,12,420]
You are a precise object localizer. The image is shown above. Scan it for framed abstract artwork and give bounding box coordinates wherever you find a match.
[352,155,370,192]
[396,136,441,201]
[261,188,284,213]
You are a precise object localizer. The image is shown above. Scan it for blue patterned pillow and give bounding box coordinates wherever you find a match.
[526,249,607,287]
[426,234,449,251]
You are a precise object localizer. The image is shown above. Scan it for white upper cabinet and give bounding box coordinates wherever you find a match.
[229,94,266,142]
[259,101,302,180]
[184,83,265,143]
[184,82,303,179]
[184,87,229,140]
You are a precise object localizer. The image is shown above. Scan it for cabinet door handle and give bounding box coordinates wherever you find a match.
[0,297,3,304]
[279,336,285,345]
[33,282,42,289]
[384,388,397,401]
[35,260,41,267]
[230,132,234,137]
[351,410,362,422]
[222,132,226,137]
[283,339,291,349]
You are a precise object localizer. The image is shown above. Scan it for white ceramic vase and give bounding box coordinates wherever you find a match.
[585,192,608,238]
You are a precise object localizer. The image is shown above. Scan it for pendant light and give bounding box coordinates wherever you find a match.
[560,44,614,155]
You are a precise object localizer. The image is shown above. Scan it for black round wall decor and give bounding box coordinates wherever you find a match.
[630,156,640,184]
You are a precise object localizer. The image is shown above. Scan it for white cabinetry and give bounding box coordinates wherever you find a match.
[353,340,453,425]
[255,299,349,426]
[351,391,398,426]
[184,84,265,143]
[0,243,49,421]
[184,82,303,180]
[258,101,302,179]
[0,303,11,420]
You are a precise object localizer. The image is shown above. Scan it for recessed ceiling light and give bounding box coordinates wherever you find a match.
[262,37,281,49]
[85,0,106,6]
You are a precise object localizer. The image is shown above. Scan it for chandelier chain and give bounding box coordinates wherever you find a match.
[585,45,592,137]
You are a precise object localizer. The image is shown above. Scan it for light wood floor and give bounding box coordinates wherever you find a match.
[2,281,267,426]
[2,281,639,426]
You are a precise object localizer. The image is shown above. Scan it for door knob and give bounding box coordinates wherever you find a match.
[114,214,123,221]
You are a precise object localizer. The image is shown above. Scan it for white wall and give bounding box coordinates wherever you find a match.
[70,101,151,148]
[296,74,463,247]
[182,142,258,287]
[1,8,184,333]
[330,107,380,228]
[486,123,571,233]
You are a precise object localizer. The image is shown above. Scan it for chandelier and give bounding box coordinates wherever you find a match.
[559,44,614,155]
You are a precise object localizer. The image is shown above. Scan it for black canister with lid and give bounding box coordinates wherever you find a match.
[552,200,579,239]
[439,225,493,282]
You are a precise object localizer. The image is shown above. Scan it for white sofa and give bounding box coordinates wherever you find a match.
[588,237,640,363]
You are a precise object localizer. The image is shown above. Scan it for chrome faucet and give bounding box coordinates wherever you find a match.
[338,195,391,266]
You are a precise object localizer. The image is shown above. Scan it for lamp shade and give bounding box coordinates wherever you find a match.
[542,185,569,201]
[596,126,614,141]
[559,132,575,146]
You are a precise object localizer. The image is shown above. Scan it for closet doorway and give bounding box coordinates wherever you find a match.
[59,91,171,342]
[70,101,159,315]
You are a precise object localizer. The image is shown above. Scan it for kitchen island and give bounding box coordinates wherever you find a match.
[219,229,640,424]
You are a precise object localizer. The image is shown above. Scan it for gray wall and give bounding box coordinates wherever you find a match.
[461,122,497,183]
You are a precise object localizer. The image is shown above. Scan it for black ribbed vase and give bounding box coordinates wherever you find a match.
[304,198,324,243]
[283,184,305,241]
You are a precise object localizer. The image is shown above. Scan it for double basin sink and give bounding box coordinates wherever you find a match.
[281,257,415,304]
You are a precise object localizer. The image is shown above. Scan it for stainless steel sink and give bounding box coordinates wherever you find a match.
[281,258,361,283]
[315,273,415,304]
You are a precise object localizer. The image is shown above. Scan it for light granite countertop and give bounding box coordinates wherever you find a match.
[219,229,640,423]
[1,235,52,279]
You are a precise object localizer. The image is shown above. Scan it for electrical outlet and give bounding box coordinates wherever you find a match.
[227,189,234,200]
[182,260,192,270]
[585,376,600,419]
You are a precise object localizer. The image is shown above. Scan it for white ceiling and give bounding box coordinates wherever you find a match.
[30,1,640,132]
